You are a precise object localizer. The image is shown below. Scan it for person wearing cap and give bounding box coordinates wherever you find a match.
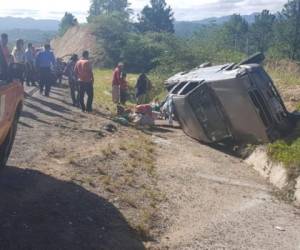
[64,54,79,106]
[112,62,124,104]
[74,50,94,112]
[36,44,56,96]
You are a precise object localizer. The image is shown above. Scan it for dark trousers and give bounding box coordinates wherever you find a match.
[39,67,52,96]
[26,62,35,86]
[69,80,80,106]
[120,89,128,105]
[79,82,94,112]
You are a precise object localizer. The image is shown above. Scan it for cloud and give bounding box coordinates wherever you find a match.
[0,0,287,22]
[172,0,286,20]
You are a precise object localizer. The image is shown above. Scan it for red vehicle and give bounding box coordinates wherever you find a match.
[0,79,23,167]
[0,50,24,167]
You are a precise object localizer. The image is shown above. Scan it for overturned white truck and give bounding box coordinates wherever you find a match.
[165,53,295,145]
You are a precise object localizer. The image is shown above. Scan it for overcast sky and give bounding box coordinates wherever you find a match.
[0,0,287,22]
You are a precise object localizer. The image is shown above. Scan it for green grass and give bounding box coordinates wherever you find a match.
[265,60,300,172]
[93,69,168,112]
[267,125,300,171]
[93,69,139,112]
[268,139,300,169]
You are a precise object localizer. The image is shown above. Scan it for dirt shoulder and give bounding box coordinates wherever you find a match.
[150,131,300,250]
[1,84,300,250]
[3,85,160,250]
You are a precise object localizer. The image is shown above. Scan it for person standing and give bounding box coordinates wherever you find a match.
[0,34,10,65]
[0,33,10,80]
[25,43,36,86]
[112,62,123,104]
[12,39,26,64]
[12,39,26,84]
[54,58,64,85]
[36,44,56,96]
[64,54,79,106]
[120,72,128,105]
[135,73,152,105]
[74,51,94,113]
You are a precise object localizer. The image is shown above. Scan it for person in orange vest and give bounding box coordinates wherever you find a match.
[74,51,94,113]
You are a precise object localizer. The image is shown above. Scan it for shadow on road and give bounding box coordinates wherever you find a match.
[25,102,77,123]
[28,95,72,114]
[0,167,145,250]
[21,111,51,125]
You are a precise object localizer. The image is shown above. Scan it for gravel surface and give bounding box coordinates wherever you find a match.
[151,131,300,250]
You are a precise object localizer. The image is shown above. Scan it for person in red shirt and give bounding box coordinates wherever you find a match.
[74,51,94,112]
[112,62,123,104]
[120,72,128,105]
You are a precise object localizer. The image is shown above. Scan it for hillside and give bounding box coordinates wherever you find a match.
[0,17,59,31]
[0,17,59,46]
[4,29,56,46]
[51,25,97,59]
[175,13,258,37]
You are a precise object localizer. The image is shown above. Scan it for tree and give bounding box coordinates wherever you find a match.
[92,12,131,66]
[249,10,276,53]
[59,12,78,36]
[87,0,130,22]
[274,0,300,60]
[220,14,249,53]
[138,0,174,33]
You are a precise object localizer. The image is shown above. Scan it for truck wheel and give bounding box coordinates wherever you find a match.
[0,114,19,168]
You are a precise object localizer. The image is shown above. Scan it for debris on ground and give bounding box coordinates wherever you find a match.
[103,123,118,133]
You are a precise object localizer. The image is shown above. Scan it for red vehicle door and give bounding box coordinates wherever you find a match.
[0,81,22,145]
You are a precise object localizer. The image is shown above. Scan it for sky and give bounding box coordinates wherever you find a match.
[0,0,287,22]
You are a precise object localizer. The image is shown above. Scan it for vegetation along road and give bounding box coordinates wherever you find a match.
[0,75,298,250]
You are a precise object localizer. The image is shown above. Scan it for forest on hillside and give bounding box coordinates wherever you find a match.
[59,0,300,75]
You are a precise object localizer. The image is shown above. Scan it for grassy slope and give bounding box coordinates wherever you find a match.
[92,69,164,238]
[93,62,300,173]
[93,69,168,112]
[93,69,138,112]
[266,60,300,172]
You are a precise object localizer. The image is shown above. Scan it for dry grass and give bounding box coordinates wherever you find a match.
[93,69,139,112]
[64,130,162,240]
[266,60,300,86]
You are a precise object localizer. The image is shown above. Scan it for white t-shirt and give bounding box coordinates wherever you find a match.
[12,47,25,64]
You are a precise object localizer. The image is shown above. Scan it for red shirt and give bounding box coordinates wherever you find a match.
[136,104,152,116]
[112,67,122,86]
[74,59,93,83]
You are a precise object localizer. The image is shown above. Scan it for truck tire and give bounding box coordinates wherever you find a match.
[0,113,19,168]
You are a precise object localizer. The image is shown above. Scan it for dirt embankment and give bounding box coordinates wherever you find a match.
[51,25,97,59]
[4,86,162,249]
